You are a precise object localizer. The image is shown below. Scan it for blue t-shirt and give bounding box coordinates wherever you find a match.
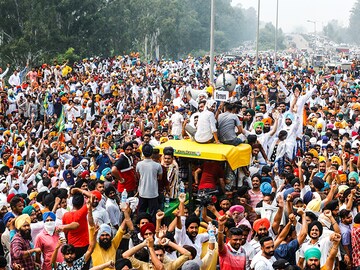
[274,239,299,266]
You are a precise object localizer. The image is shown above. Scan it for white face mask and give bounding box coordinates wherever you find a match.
[44,221,56,235]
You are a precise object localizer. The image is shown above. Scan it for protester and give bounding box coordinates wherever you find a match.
[1,51,359,270]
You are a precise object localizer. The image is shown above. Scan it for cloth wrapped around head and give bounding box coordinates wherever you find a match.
[97,224,112,242]
[100,142,110,149]
[306,198,321,212]
[91,190,102,201]
[253,121,264,130]
[22,205,35,216]
[15,214,31,230]
[3,212,15,225]
[101,167,111,177]
[304,247,321,261]
[229,205,245,214]
[140,222,156,238]
[253,218,270,233]
[43,211,56,222]
[348,171,359,183]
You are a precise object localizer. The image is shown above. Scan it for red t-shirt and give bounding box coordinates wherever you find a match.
[62,204,89,247]
[198,162,224,190]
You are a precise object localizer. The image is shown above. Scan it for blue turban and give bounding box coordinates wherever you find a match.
[261,176,272,184]
[304,247,321,261]
[42,211,56,222]
[284,112,294,121]
[260,182,272,195]
[22,205,35,216]
[348,171,359,183]
[283,187,295,200]
[3,212,15,225]
[97,224,112,242]
[303,191,313,205]
[101,167,111,177]
[16,160,25,167]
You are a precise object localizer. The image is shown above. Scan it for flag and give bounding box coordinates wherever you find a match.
[55,106,65,133]
[43,91,50,110]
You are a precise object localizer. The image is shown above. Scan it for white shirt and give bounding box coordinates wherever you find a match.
[195,110,217,143]
[174,217,209,259]
[105,198,122,229]
[250,252,276,270]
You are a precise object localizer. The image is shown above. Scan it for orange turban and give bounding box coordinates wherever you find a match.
[253,218,270,232]
[101,142,109,149]
[262,118,273,125]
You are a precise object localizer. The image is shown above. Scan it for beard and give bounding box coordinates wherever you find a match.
[264,250,274,257]
[263,127,270,133]
[186,231,197,243]
[20,229,32,240]
[99,238,112,250]
[257,231,269,239]
[304,263,320,270]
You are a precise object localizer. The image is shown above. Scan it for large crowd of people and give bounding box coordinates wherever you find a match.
[0,52,359,270]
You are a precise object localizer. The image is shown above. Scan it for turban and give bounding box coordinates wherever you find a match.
[291,178,300,186]
[284,112,294,121]
[140,222,156,238]
[304,247,321,261]
[22,206,35,216]
[15,214,31,230]
[7,193,15,204]
[308,221,323,237]
[283,188,295,200]
[338,173,346,183]
[253,218,270,233]
[3,212,15,225]
[28,192,38,201]
[253,121,264,130]
[338,185,349,193]
[115,259,132,270]
[312,176,324,190]
[330,156,341,165]
[80,159,89,164]
[80,170,90,179]
[101,167,111,177]
[321,182,330,191]
[97,224,112,242]
[260,182,272,195]
[205,99,216,110]
[91,190,102,201]
[262,118,273,125]
[348,171,359,183]
[308,149,319,158]
[306,199,321,212]
[43,211,56,222]
[185,215,200,229]
[229,205,245,214]
[101,142,110,149]
[261,176,272,184]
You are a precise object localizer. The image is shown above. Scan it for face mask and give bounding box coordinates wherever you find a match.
[44,221,56,235]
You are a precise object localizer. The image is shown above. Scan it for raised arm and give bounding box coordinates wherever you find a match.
[160,238,191,257]
[123,240,148,258]
[272,195,284,235]
[217,215,227,253]
[325,233,341,270]
[296,209,308,245]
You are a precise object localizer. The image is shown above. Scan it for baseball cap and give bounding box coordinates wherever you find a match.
[273,259,291,270]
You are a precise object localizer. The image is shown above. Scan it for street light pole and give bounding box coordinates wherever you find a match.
[307,20,316,36]
[255,0,260,70]
[210,0,215,86]
[274,0,279,64]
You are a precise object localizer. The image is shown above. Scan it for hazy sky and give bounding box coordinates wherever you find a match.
[231,0,356,33]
